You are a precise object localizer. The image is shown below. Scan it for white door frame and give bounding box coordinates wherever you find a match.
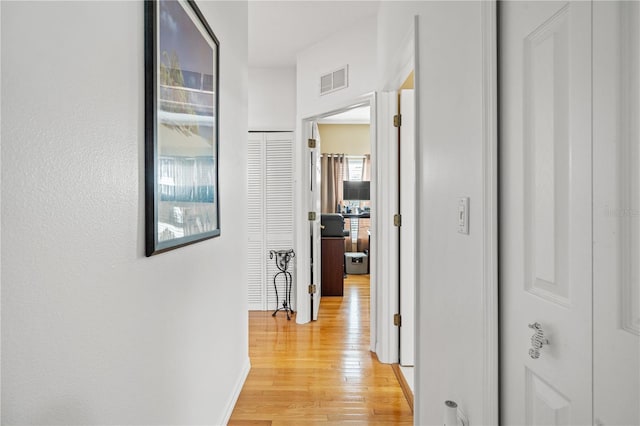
[295,92,400,362]
[480,3,499,423]
[294,93,377,331]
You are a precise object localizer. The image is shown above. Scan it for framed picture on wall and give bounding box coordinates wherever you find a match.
[144,0,220,256]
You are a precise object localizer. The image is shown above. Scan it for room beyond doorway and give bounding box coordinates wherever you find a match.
[295,96,377,332]
[317,115,372,302]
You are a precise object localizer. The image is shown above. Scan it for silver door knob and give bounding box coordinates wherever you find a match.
[528,322,549,359]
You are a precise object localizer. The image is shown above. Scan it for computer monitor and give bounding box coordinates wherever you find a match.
[343,181,370,201]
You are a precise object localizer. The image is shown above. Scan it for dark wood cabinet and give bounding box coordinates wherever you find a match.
[321,237,344,296]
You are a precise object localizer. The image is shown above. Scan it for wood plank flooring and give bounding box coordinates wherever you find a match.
[229,275,413,425]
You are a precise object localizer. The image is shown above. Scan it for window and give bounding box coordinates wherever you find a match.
[346,156,365,247]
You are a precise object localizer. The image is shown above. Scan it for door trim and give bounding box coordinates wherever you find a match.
[481,1,499,424]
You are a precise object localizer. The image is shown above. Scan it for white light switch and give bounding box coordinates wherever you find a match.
[458,197,469,234]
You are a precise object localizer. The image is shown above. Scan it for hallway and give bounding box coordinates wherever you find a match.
[229,275,413,424]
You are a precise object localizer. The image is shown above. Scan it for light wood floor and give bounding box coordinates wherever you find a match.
[229,275,413,425]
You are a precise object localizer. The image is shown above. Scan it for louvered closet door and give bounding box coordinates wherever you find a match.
[264,133,295,311]
[247,133,266,310]
[246,132,295,311]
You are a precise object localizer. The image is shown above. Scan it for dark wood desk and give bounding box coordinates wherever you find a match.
[321,237,345,296]
[342,212,370,219]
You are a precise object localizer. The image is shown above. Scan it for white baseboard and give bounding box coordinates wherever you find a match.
[399,365,414,393]
[220,357,251,425]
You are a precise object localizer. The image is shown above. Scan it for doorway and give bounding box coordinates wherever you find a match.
[317,108,372,304]
[314,114,375,395]
[295,96,377,333]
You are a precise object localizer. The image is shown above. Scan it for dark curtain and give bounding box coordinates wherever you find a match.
[321,154,346,213]
[357,154,371,252]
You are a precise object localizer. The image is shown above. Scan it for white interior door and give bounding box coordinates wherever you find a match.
[374,91,399,364]
[309,122,322,321]
[593,2,640,424]
[500,2,593,423]
[399,89,415,367]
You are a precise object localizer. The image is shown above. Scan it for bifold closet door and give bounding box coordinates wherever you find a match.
[247,132,294,311]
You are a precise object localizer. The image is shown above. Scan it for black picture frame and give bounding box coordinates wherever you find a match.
[145,0,220,256]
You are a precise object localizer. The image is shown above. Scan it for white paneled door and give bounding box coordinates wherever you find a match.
[593,2,640,424]
[500,2,593,423]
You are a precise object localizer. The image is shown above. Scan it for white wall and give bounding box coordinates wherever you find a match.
[296,16,377,119]
[248,67,296,131]
[378,2,491,424]
[318,124,371,155]
[1,1,249,424]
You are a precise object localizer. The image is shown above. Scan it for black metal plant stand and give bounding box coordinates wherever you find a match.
[269,249,295,320]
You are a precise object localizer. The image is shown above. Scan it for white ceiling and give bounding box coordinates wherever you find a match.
[248,1,380,67]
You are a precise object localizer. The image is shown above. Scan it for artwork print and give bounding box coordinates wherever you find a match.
[145,0,220,256]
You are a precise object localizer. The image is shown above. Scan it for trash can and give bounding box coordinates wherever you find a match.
[345,252,368,274]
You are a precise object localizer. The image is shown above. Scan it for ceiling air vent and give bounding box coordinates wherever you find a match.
[320,65,349,96]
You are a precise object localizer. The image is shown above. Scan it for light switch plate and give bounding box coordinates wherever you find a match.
[458,197,469,234]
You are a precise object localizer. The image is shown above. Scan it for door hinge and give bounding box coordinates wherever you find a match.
[394,313,402,327]
[308,138,317,148]
[308,284,317,294]
[393,214,402,227]
[393,114,402,128]
[308,211,317,221]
